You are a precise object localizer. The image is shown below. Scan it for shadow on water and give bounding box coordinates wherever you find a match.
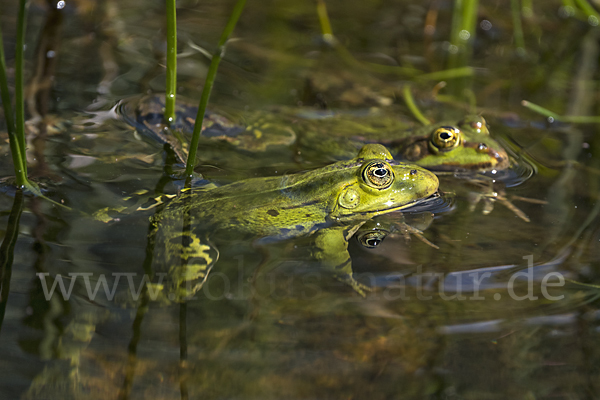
[0,0,600,399]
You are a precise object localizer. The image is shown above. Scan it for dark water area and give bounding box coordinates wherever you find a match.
[0,0,599,399]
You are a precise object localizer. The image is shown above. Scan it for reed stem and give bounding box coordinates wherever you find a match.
[15,0,29,177]
[510,0,526,53]
[402,86,430,126]
[521,100,600,123]
[185,0,247,182]
[0,3,32,188]
[164,0,177,124]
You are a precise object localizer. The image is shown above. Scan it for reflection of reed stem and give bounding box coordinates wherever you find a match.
[117,288,150,400]
[164,0,177,124]
[0,190,25,334]
[185,0,247,182]
[117,207,161,400]
[179,302,189,400]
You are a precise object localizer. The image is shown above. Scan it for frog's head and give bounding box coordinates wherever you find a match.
[396,116,510,172]
[331,144,439,221]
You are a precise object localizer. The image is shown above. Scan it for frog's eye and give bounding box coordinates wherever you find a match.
[357,231,387,248]
[431,126,461,150]
[362,161,394,189]
[459,116,489,134]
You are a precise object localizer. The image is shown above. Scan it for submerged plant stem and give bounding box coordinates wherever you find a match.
[164,0,177,124]
[185,0,247,181]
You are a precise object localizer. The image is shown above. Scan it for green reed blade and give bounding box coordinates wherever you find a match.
[0,6,29,187]
[450,0,480,66]
[415,66,474,81]
[446,0,478,96]
[185,0,247,182]
[574,0,600,25]
[164,0,177,124]
[511,0,526,53]
[402,86,430,126]
[316,0,333,36]
[15,0,29,177]
[521,100,600,123]
[0,30,14,135]
[317,0,471,80]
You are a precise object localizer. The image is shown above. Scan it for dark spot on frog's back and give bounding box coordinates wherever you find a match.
[267,209,280,217]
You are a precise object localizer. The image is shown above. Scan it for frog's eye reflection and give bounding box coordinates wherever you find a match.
[363,161,394,189]
[431,126,461,150]
[358,231,387,248]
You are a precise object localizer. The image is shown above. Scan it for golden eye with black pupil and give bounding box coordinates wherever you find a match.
[358,231,386,248]
[363,161,394,189]
[431,126,461,149]
[476,143,488,152]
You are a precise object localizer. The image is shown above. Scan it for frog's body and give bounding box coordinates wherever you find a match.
[294,113,509,172]
[119,95,509,175]
[151,144,439,300]
[119,94,296,166]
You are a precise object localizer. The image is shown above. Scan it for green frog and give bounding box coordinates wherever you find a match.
[293,112,509,172]
[118,94,297,168]
[150,144,439,300]
[291,112,532,219]
[119,95,525,218]
[118,95,508,174]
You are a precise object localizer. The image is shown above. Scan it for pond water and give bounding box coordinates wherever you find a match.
[1,0,599,399]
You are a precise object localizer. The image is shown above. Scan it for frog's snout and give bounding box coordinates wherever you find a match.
[411,168,439,198]
[490,148,510,170]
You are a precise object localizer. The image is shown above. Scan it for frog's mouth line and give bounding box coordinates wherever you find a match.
[335,192,440,221]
